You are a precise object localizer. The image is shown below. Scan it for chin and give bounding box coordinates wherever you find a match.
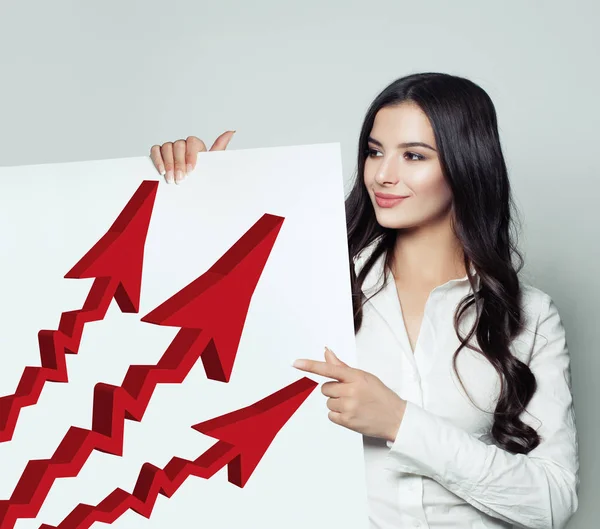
[373,209,416,230]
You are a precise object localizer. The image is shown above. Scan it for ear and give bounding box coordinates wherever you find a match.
[324,346,348,367]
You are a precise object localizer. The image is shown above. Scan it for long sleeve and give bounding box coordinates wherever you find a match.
[385,295,580,529]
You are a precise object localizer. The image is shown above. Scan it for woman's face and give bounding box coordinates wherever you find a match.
[363,102,453,231]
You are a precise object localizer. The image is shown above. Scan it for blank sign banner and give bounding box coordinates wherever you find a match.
[0,143,368,529]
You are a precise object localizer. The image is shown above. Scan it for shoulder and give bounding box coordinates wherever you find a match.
[515,282,566,358]
[519,282,559,324]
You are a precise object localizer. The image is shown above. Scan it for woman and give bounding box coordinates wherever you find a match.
[149,72,579,529]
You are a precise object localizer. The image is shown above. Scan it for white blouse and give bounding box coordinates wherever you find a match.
[354,243,579,529]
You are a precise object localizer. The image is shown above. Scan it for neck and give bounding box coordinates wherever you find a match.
[390,216,467,287]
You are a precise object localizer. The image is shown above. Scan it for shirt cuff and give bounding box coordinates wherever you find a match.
[384,400,477,494]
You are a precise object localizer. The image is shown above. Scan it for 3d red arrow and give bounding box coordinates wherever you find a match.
[39,377,317,529]
[0,180,158,443]
[140,213,285,383]
[0,213,284,529]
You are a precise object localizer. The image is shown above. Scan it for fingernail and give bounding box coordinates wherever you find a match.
[186,164,193,174]
[159,166,166,176]
[293,359,305,368]
[166,170,174,183]
[175,170,183,184]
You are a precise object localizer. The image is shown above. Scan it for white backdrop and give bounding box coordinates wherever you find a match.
[0,144,368,529]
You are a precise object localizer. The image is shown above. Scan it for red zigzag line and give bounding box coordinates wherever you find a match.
[0,328,215,529]
[0,180,158,444]
[43,442,238,529]
[39,378,318,529]
[0,212,284,529]
[0,277,118,441]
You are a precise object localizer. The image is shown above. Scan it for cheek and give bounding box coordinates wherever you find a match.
[363,161,375,187]
[407,170,452,205]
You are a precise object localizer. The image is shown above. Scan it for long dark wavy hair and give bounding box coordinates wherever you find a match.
[346,72,540,455]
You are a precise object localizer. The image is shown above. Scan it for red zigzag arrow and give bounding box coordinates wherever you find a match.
[40,377,318,529]
[0,180,158,443]
[0,212,285,529]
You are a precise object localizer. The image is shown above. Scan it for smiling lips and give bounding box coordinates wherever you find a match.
[374,192,410,208]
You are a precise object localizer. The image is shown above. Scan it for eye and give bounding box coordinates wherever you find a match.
[365,148,382,158]
[405,152,425,161]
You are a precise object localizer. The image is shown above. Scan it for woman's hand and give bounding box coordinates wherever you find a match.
[150,130,236,184]
[293,348,406,442]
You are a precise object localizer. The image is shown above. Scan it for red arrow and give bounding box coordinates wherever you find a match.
[141,213,285,383]
[0,213,284,529]
[38,377,317,529]
[0,180,158,443]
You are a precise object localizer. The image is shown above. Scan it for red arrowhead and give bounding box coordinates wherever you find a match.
[65,180,158,313]
[193,377,318,487]
[141,213,284,382]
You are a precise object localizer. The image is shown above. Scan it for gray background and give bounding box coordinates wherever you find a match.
[0,0,598,527]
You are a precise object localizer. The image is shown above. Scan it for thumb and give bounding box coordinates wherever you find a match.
[324,346,348,367]
[209,130,236,151]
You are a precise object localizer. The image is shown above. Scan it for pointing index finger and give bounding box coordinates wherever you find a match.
[293,359,354,382]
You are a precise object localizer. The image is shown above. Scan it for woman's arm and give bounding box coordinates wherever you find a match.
[385,294,579,529]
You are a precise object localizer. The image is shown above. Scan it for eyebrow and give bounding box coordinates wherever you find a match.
[367,136,437,152]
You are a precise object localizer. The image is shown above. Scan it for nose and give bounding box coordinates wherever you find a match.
[373,154,400,186]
